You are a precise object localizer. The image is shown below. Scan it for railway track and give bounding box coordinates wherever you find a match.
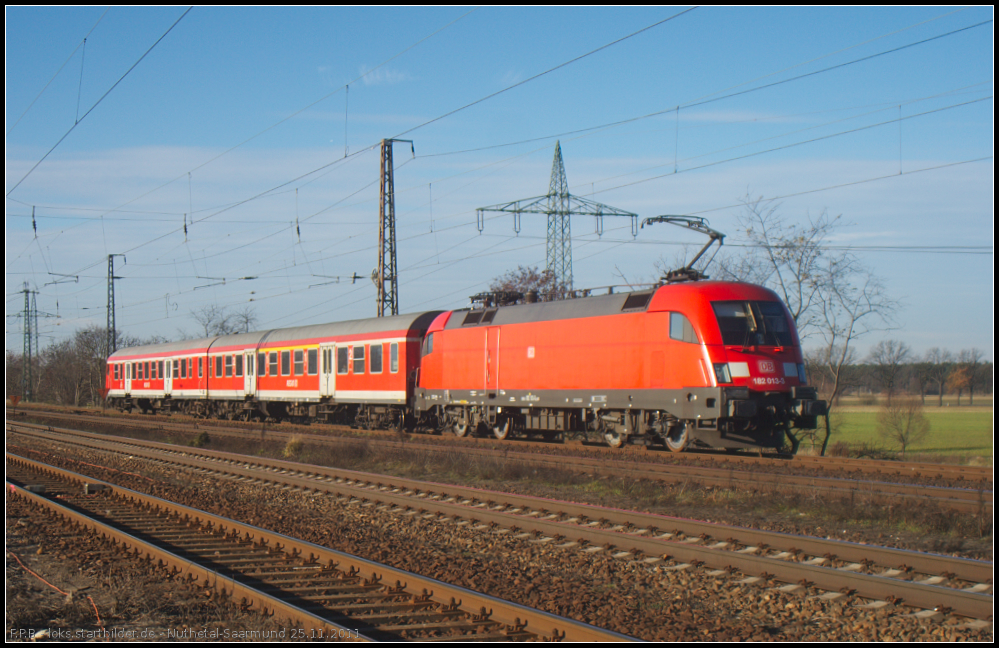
[7,453,633,642]
[9,417,992,514]
[8,423,993,622]
[11,404,992,484]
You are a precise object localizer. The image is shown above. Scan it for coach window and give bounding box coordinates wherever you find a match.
[225,355,233,377]
[180,358,186,379]
[258,352,266,376]
[669,312,699,344]
[248,354,253,376]
[390,343,399,373]
[308,349,318,375]
[294,350,304,375]
[281,351,291,376]
[235,355,243,377]
[198,358,202,378]
[158,361,164,379]
[370,344,383,374]
[337,347,349,375]
[269,352,278,377]
[353,345,365,374]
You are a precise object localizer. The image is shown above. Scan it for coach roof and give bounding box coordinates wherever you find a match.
[109,311,442,360]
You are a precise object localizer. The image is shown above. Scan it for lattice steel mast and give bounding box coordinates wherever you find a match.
[376,138,413,317]
[20,284,38,401]
[107,254,125,358]
[477,141,638,299]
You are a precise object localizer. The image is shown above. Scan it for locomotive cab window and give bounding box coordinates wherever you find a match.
[422,333,434,356]
[713,301,794,347]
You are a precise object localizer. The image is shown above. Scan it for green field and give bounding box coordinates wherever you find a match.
[812,405,993,460]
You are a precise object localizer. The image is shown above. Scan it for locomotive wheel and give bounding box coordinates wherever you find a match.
[665,423,690,453]
[492,418,512,440]
[453,421,470,437]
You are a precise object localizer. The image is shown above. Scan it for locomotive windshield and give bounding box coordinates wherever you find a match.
[712,301,794,347]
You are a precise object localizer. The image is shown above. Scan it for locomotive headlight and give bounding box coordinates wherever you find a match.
[797,363,807,383]
[713,363,732,384]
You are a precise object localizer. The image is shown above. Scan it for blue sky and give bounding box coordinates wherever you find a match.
[5,7,994,359]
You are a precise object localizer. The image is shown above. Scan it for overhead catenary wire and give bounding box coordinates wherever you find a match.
[7,10,991,347]
[6,7,110,136]
[6,7,194,198]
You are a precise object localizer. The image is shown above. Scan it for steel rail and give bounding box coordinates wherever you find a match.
[6,453,635,642]
[10,405,992,483]
[8,427,993,621]
[9,419,991,515]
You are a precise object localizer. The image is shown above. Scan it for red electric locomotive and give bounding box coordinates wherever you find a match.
[414,280,826,452]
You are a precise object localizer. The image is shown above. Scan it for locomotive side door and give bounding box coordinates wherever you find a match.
[320,343,336,397]
[485,327,500,391]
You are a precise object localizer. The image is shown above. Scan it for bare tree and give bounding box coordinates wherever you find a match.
[489,265,562,301]
[190,304,258,337]
[718,196,898,455]
[868,339,912,406]
[877,396,930,457]
[924,348,953,407]
[717,195,837,338]
[231,305,259,333]
[958,348,985,406]
[810,258,898,454]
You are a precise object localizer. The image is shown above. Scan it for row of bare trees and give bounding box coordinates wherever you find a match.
[6,326,141,408]
[837,342,990,407]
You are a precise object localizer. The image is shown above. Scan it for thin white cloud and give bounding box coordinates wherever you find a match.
[358,65,411,86]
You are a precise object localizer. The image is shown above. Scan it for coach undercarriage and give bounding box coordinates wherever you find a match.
[109,394,409,431]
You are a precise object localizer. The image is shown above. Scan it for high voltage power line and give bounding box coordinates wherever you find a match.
[6,9,991,345]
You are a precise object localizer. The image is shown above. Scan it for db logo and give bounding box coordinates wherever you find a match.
[758,360,775,374]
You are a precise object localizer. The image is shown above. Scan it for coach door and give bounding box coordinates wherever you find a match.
[485,327,500,391]
[320,343,336,397]
[244,351,256,397]
[125,363,133,394]
[164,359,172,394]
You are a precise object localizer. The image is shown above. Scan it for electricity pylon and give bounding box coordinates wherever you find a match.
[476,141,638,299]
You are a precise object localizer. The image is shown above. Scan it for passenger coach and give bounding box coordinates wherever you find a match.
[106,311,441,427]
